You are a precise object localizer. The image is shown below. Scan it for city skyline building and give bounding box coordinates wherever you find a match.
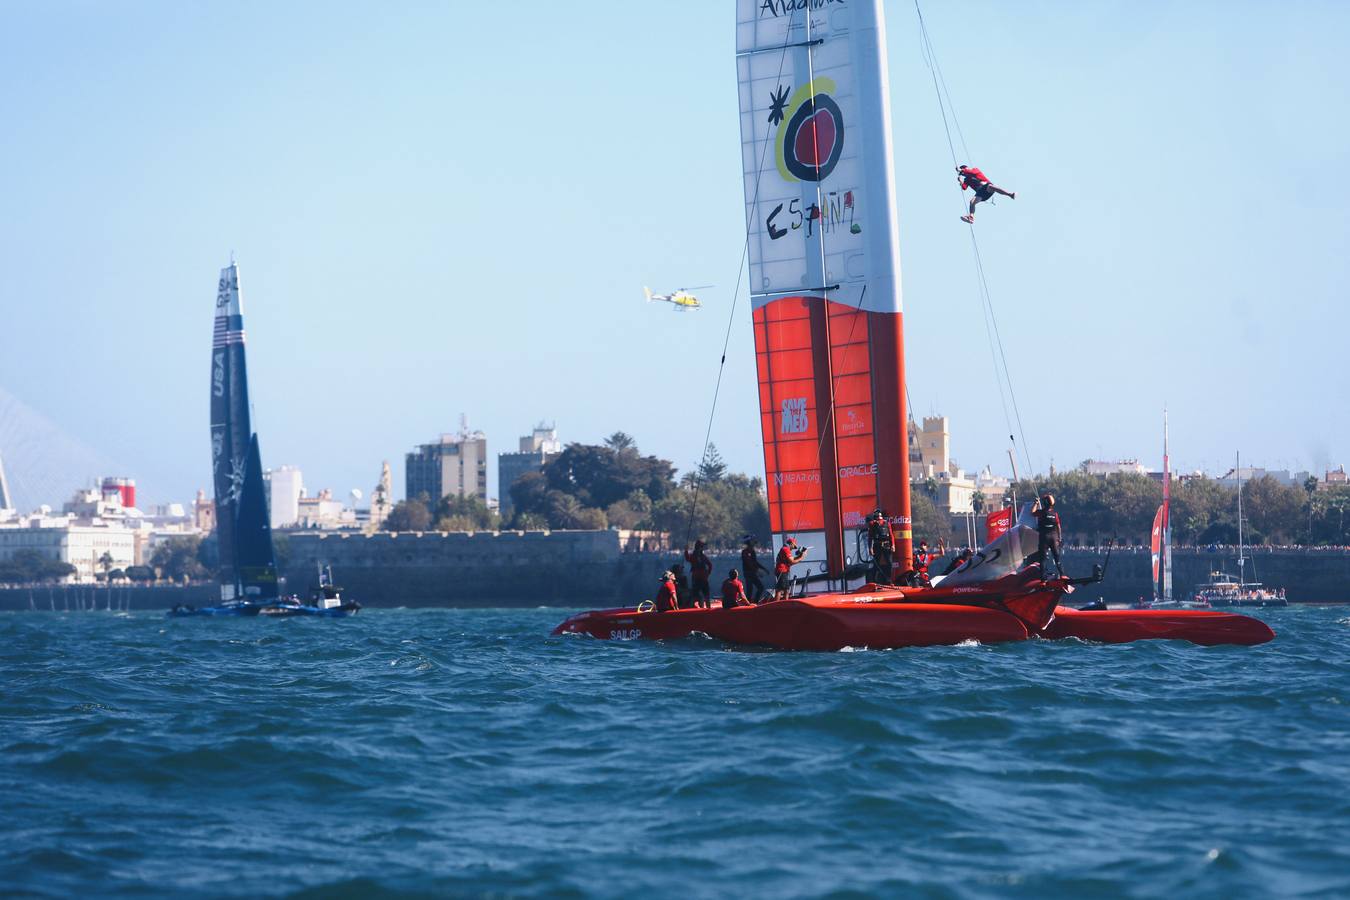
[405,420,488,505]
[264,465,304,529]
[498,423,561,520]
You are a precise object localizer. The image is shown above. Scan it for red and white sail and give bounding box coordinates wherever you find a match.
[1161,409,1173,601]
[737,0,910,577]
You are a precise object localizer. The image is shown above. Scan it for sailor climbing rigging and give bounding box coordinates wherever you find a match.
[957,165,1015,223]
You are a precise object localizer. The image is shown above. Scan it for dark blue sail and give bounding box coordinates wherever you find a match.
[236,433,279,598]
[209,262,265,602]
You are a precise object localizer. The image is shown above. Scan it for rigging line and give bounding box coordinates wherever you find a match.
[969,228,1034,475]
[915,0,970,164]
[683,16,797,549]
[914,0,960,173]
[914,0,1033,476]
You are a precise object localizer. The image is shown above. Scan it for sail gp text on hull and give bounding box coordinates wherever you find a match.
[759,0,848,16]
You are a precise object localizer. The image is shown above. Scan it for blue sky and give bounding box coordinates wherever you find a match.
[1,1,1347,510]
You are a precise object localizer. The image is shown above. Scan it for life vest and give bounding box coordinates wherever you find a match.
[869,519,894,552]
[741,546,763,575]
[1037,509,1061,537]
[685,548,712,580]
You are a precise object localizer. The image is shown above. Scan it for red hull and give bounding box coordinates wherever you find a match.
[553,574,1275,650]
[1041,606,1275,646]
[553,572,1065,651]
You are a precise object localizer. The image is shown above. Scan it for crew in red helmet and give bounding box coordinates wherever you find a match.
[957,164,1015,223]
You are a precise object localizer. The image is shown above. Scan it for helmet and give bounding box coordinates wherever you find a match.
[786,537,797,547]
[1043,493,1055,507]
[729,568,739,579]
[694,539,706,549]
[741,534,756,545]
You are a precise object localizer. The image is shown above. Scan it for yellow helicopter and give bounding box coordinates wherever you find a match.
[644,285,711,311]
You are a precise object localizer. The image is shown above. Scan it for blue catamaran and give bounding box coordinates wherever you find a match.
[170,263,358,618]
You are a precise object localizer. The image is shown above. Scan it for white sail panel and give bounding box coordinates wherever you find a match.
[736,0,901,315]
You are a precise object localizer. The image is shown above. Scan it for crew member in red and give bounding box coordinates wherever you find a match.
[720,568,749,609]
[684,540,713,608]
[1034,494,1065,579]
[654,571,679,613]
[773,537,808,601]
[740,535,769,603]
[957,165,1015,223]
[913,539,946,587]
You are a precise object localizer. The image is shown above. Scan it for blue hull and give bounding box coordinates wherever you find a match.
[168,602,360,618]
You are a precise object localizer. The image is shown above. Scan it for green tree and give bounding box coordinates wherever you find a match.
[909,490,949,548]
[384,497,432,532]
[696,443,728,483]
[433,494,500,531]
[125,565,155,584]
[1304,476,1320,542]
[1242,476,1305,544]
[151,537,208,583]
[649,472,769,549]
[606,490,653,530]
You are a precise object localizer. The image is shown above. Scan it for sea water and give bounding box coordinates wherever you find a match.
[1,607,1347,898]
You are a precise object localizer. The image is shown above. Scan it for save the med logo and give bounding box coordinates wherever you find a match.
[781,398,810,435]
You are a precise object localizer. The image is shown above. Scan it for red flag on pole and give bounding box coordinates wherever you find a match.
[986,508,1012,544]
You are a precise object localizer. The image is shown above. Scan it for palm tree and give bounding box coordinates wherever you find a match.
[98,551,114,610]
[1304,476,1319,543]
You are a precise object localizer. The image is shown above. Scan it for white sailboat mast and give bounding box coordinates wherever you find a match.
[1236,450,1246,586]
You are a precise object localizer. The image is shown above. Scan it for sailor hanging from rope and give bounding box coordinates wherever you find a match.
[957,165,1015,223]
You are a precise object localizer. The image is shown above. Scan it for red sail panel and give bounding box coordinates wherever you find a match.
[828,302,877,533]
[755,298,825,534]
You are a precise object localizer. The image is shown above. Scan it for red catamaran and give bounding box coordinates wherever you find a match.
[554,0,1271,649]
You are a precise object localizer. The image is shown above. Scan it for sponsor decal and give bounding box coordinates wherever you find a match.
[780,397,810,435]
[610,628,642,640]
[772,79,844,184]
[216,272,235,308]
[838,462,878,479]
[223,456,246,506]
[212,352,226,397]
[759,0,846,17]
[773,471,821,486]
[840,407,866,434]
